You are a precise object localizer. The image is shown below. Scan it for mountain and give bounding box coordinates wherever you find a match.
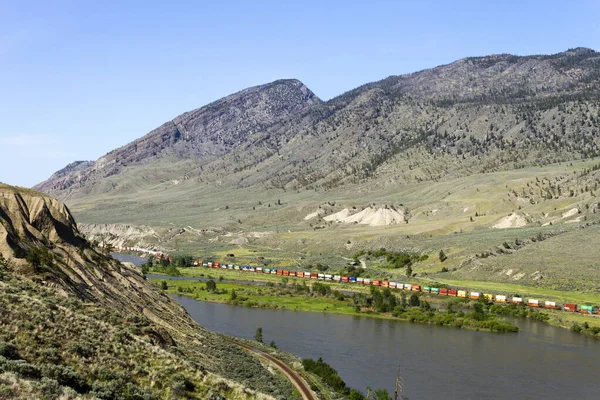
[37,48,600,198]
[0,183,321,399]
[35,79,320,198]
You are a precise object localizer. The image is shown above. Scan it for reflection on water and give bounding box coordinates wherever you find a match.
[173,295,600,400]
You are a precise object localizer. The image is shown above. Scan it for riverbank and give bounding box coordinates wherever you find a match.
[151,278,520,333]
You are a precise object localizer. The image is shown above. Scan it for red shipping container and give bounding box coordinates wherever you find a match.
[440,288,448,295]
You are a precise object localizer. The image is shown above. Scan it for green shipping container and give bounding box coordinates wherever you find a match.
[423,286,431,292]
[431,288,440,294]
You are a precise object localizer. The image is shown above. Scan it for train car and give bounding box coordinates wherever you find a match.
[214,262,220,268]
[324,274,333,280]
[264,268,271,274]
[333,275,341,281]
[208,262,213,267]
[283,270,290,276]
[469,292,480,300]
[484,293,494,301]
[318,273,325,279]
[256,267,263,273]
[349,277,357,283]
[276,270,283,275]
[372,280,381,287]
[364,279,372,285]
[404,284,412,290]
[431,288,440,295]
[234,265,241,270]
[528,299,540,307]
[228,264,235,269]
[544,301,557,309]
[311,273,319,279]
[342,276,349,283]
[512,297,523,304]
[389,282,397,288]
[202,261,208,267]
[457,290,467,298]
[248,267,256,272]
[411,285,421,292]
[221,264,228,269]
[356,277,364,284]
[304,271,311,278]
[440,288,448,295]
[579,305,598,314]
[382,281,389,288]
[297,271,304,278]
[270,269,277,274]
[422,286,431,293]
[448,289,458,297]
[563,303,577,312]
[496,295,507,303]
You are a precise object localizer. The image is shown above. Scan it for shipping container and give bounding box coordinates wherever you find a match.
[411,285,421,291]
[364,279,372,285]
[440,288,448,295]
[349,277,357,283]
[544,301,556,309]
[512,297,523,304]
[221,264,228,269]
[484,294,494,301]
[372,280,381,286]
[283,270,290,276]
[579,305,598,314]
[342,276,349,283]
[404,284,412,290]
[318,274,325,279]
[496,295,506,303]
[311,273,318,279]
[325,274,333,280]
[431,288,440,294]
[389,282,397,288]
[528,299,539,307]
[214,262,220,268]
[422,286,431,293]
[277,270,283,275]
[356,277,364,283]
[202,262,208,266]
[208,262,213,267]
[470,292,480,299]
[296,271,304,278]
[381,281,390,287]
[234,265,241,270]
[304,271,311,278]
[448,289,458,296]
[257,267,263,273]
[563,303,577,312]
[271,269,277,274]
[333,275,341,281]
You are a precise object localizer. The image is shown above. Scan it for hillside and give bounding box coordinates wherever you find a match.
[31,48,600,297]
[0,183,324,399]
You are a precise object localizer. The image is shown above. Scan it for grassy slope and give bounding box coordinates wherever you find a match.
[72,157,600,301]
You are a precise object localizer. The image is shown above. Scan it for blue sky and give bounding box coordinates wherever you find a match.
[1,0,599,188]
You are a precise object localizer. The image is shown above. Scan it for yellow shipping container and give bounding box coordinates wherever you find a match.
[484,293,494,301]
[457,290,467,298]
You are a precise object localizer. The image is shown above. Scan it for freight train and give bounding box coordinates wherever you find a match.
[195,260,599,315]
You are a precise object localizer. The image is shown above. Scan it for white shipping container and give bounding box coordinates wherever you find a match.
[324,274,333,280]
[496,295,506,302]
[545,301,556,307]
[304,271,311,277]
[357,277,364,283]
[512,297,523,303]
[471,292,480,297]
[404,283,412,290]
[318,274,325,279]
[389,282,397,288]
[364,279,371,284]
[333,275,341,281]
[528,299,539,305]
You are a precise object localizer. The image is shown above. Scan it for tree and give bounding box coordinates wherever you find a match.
[254,327,263,343]
[206,279,217,292]
[230,289,237,300]
[439,249,447,262]
[269,340,277,349]
[161,280,168,290]
[409,293,420,307]
[405,264,413,277]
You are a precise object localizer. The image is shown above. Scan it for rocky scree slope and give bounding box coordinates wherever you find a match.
[0,183,299,399]
[35,48,600,201]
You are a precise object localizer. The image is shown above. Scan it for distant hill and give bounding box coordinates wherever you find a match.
[36,48,600,200]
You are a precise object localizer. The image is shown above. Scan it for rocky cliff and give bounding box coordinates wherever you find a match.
[0,183,298,399]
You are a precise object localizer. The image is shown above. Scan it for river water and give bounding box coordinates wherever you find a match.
[113,253,600,399]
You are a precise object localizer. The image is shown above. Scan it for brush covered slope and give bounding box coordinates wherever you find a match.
[0,183,306,400]
[33,48,600,295]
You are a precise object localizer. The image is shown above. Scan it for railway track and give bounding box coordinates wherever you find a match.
[232,340,317,400]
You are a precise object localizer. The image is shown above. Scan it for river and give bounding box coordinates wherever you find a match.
[113,253,600,399]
